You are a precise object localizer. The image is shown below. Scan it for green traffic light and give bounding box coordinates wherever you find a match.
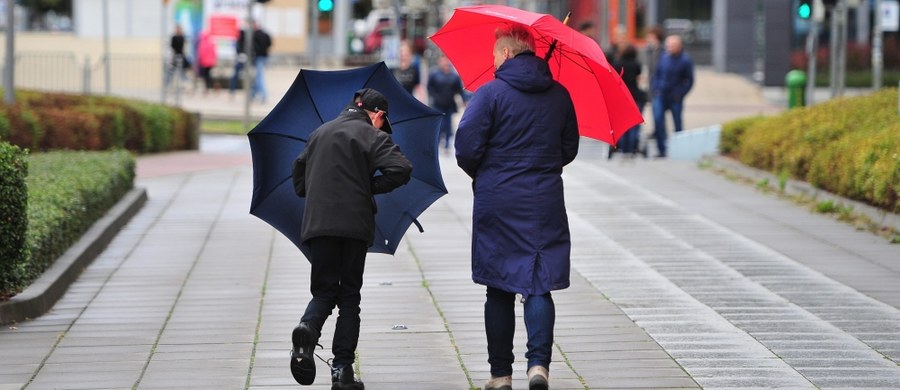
[798,3,811,19]
[318,0,334,12]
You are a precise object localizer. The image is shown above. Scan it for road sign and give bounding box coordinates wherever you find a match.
[883,0,899,31]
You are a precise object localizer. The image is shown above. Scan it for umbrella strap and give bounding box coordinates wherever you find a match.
[412,218,424,233]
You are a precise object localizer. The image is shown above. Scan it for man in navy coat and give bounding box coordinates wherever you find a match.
[650,34,694,158]
[455,24,579,390]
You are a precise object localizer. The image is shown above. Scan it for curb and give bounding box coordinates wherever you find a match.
[0,187,148,325]
[703,155,900,234]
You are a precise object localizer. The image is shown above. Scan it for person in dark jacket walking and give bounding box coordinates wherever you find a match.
[611,45,646,157]
[650,34,694,158]
[427,54,467,151]
[391,42,420,96]
[228,27,247,96]
[164,25,190,90]
[251,22,272,103]
[455,25,579,390]
[290,88,412,390]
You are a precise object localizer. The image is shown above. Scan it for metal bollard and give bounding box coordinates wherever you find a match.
[82,55,92,95]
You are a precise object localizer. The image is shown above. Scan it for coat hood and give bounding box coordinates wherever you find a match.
[495,52,554,93]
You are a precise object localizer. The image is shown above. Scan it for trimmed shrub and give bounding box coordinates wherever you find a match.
[131,102,174,153]
[6,150,135,298]
[0,142,28,297]
[0,91,196,153]
[721,88,900,212]
[719,115,766,156]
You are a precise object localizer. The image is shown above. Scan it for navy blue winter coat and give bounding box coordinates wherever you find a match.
[455,52,579,297]
[651,51,694,99]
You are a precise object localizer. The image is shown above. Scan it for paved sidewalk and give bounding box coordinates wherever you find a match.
[2,66,899,389]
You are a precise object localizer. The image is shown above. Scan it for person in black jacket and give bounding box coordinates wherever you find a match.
[250,22,272,103]
[611,44,646,158]
[290,88,412,390]
[164,25,190,90]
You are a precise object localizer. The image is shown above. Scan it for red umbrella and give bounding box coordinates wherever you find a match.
[430,4,643,145]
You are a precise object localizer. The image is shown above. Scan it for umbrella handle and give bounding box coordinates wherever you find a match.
[543,12,572,62]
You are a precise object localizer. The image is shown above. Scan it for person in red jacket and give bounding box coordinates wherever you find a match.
[196,31,217,93]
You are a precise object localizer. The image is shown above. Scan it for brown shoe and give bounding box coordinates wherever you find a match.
[484,375,512,390]
[527,365,549,390]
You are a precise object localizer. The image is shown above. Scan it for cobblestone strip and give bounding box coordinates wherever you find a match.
[568,162,900,388]
[403,156,698,389]
[1,174,190,389]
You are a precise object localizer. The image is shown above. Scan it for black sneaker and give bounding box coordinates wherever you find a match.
[331,365,364,390]
[290,322,319,385]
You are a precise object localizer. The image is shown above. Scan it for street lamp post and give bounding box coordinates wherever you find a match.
[873,0,884,90]
[161,0,169,103]
[243,1,254,132]
[102,0,111,96]
[4,0,15,104]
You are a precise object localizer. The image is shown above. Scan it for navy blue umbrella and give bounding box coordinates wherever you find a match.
[248,62,447,256]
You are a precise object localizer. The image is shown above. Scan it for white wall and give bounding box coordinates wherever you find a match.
[74,0,164,39]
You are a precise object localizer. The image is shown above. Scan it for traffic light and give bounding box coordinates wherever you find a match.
[318,0,334,12]
[798,0,812,19]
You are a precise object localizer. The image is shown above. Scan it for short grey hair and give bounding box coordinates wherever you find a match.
[494,25,535,56]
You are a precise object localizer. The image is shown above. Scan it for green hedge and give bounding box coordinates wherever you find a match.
[0,142,28,297]
[1,90,197,153]
[721,88,900,212]
[0,149,135,297]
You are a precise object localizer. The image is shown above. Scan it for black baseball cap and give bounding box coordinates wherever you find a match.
[354,88,393,134]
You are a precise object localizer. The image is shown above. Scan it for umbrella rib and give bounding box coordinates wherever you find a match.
[251,176,293,215]
[466,66,495,90]
[249,132,309,143]
[391,113,443,126]
[299,71,326,123]
[549,48,595,74]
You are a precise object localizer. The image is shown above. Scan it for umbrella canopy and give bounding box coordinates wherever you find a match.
[248,62,447,256]
[430,4,643,145]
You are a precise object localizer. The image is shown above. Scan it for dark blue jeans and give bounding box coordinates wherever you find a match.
[485,287,555,377]
[652,95,684,156]
[301,236,367,369]
[437,109,454,149]
[616,100,644,154]
[228,61,244,94]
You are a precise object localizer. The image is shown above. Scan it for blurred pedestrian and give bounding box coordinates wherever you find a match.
[650,34,694,158]
[605,25,628,64]
[578,20,597,42]
[392,41,420,96]
[641,26,663,91]
[427,54,468,152]
[611,44,646,158]
[196,30,217,94]
[291,88,412,390]
[251,22,272,103]
[164,25,190,90]
[229,26,248,97]
[455,24,579,390]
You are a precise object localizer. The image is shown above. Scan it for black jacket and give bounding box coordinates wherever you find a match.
[292,105,412,245]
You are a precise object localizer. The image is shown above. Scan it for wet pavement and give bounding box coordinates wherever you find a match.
[1,65,898,389]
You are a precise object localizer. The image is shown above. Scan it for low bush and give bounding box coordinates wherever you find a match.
[720,88,900,212]
[0,142,28,297]
[719,115,766,156]
[0,150,134,298]
[0,91,197,153]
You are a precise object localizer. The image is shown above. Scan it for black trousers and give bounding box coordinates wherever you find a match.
[301,236,367,368]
